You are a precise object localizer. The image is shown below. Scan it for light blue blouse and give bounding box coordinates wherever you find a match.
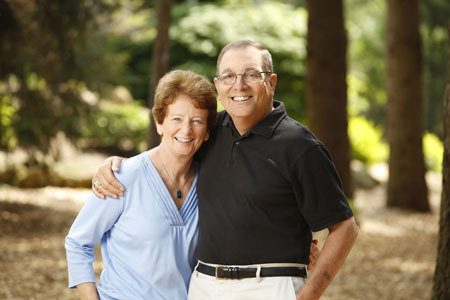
[65,151,199,300]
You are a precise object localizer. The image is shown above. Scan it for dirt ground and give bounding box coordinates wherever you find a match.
[0,171,441,300]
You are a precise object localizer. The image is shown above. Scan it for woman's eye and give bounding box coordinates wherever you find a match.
[193,119,202,125]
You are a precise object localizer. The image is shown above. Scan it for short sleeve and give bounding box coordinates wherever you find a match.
[291,144,353,232]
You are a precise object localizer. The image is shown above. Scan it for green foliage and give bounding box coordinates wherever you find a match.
[0,0,118,85]
[423,132,443,172]
[0,73,94,153]
[172,3,307,60]
[349,116,388,164]
[103,1,309,120]
[100,5,159,102]
[81,100,149,155]
[346,0,387,126]
[0,0,122,155]
[1,0,446,159]
[0,86,18,151]
[345,0,448,138]
[170,1,308,121]
[421,0,449,138]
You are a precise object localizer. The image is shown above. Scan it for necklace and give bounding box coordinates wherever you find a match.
[157,150,192,199]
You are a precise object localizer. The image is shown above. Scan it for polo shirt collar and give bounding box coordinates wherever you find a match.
[221,100,287,138]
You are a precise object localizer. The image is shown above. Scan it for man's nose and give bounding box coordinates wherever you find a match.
[234,74,249,88]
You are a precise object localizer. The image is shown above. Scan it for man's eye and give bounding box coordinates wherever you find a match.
[222,73,235,80]
[246,71,260,80]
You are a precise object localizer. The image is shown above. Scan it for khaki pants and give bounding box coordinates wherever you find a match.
[188,263,305,300]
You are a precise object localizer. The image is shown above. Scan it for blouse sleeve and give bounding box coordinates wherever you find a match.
[65,193,124,288]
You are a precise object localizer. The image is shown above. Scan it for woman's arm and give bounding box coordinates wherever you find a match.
[65,192,124,290]
[76,282,99,300]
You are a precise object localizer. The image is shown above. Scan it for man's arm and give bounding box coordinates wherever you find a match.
[296,217,358,300]
[308,239,319,271]
[92,156,126,199]
[76,282,99,300]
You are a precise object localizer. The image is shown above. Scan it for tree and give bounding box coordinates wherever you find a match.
[422,0,450,138]
[431,21,450,300]
[147,0,172,149]
[0,0,114,155]
[386,0,429,211]
[305,0,352,197]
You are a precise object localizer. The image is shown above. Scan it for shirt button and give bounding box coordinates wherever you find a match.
[235,141,240,145]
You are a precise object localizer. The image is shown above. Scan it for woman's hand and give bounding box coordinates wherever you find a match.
[307,239,319,271]
[92,156,126,199]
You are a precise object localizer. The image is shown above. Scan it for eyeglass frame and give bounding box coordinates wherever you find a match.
[215,69,273,85]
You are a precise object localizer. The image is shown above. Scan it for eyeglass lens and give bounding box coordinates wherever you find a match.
[219,70,266,85]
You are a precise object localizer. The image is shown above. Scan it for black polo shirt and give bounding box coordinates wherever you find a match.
[196,101,353,265]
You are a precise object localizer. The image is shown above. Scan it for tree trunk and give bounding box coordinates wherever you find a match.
[305,0,352,198]
[147,0,172,149]
[431,21,450,300]
[386,0,429,211]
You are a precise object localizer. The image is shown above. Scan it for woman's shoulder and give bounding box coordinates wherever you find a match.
[113,151,149,187]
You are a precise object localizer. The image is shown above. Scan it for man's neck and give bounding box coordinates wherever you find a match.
[231,106,275,135]
[232,119,256,136]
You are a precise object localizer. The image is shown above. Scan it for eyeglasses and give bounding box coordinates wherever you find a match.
[216,70,272,85]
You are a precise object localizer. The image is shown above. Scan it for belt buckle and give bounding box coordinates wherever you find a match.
[215,265,229,280]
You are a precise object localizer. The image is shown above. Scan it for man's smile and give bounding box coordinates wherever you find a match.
[231,96,252,102]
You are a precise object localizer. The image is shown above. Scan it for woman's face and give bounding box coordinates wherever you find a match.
[157,94,210,159]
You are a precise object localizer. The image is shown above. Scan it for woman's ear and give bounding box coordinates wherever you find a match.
[156,122,163,136]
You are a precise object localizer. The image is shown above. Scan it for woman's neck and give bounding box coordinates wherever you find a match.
[149,146,193,186]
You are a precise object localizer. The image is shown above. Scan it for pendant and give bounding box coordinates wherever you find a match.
[176,190,182,199]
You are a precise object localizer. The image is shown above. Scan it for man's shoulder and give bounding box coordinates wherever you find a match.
[277,116,321,147]
[217,110,228,125]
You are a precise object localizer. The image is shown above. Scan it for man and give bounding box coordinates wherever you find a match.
[94,40,358,299]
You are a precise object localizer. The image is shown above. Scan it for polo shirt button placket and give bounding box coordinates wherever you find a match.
[228,140,240,166]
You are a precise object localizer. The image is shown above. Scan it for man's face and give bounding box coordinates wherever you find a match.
[214,47,277,130]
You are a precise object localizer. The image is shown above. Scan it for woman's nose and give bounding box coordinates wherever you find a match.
[180,120,192,133]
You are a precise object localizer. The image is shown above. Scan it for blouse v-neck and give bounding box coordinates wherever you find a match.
[141,152,198,226]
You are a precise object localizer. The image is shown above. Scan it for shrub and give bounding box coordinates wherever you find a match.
[349,116,388,164]
[80,100,149,155]
[423,132,443,172]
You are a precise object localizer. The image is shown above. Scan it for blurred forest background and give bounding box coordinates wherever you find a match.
[0,0,449,299]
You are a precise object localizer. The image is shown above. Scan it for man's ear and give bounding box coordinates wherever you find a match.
[269,73,277,93]
[214,77,222,103]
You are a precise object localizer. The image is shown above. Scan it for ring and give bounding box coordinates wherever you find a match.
[93,181,102,190]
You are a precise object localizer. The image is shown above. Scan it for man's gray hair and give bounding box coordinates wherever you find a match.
[216,40,273,76]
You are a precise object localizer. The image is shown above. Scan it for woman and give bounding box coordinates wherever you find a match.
[65,70,218,300]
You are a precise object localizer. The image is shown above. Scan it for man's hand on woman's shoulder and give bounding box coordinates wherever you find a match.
[92,156,126,199]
